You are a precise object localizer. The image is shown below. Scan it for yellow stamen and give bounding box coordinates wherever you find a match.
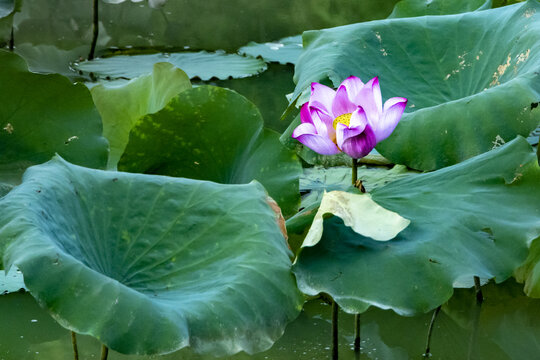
[333,113,352,129]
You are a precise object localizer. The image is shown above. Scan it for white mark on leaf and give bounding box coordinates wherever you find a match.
[3,123,13,134]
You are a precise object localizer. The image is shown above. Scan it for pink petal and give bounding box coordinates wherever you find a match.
[292,122,340,155]
[309,82,335,116]
[348,107,369,131]
[300,102,313,124]
[335,107,369,148]
[312,107,335,140]
[374,97,407,142]
[354,77,383,124]
[340,76,364,103]
[340,125,377,159]
[332,85,357,116]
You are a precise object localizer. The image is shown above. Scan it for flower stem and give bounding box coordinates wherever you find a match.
[474,276,483,304]
[354,314,361,352]
[71,331,79,360]
[8,26,14,51]
[423,305,441,358]
[352,158,358,185]
[332,300,339,360]
[88,0,99,60]
[100,344,109,360]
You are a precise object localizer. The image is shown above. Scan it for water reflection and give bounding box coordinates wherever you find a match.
[1,279,540,359]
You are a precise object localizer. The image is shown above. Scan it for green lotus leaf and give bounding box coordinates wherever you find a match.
[0,51,108,184]
[74,51,267,81]
[0,0,14,18]
[91,62,191,169]
[0,156,303,355]
[102,0,166,8]
[238,35,303,65]
[118,86,302,217]
[291,1,540,170]
[388,0,490,18]
[0,268,25,295]
[293,137,540,316]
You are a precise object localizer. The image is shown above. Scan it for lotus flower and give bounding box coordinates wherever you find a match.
[292,76,407,159]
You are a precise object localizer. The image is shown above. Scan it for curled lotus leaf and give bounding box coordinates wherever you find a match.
[0,156,303,355]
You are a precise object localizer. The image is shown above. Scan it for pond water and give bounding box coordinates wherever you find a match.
[2,1,539,359]
[2,279,540,359]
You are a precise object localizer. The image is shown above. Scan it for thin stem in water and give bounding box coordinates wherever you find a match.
[354,313,361,352]
[71,331,79,360]
[332,300,339,360]
[100,344,109,360]
[88,0,99,60]
[423,305,441,358]
[8,26,14,51]
[474,276,483,304]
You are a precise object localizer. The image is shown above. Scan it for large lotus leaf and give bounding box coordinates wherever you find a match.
[291,1,540,170]
[118,86,302,216]
[74,51,267,81]
[388,0,490,18]
[0,51,108,184]
[0,156,303,355]
[293,137,540,316]
[91,62,191,169]
[238,35,303,65]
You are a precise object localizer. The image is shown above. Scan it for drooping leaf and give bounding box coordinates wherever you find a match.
[238,35,303,65]
[118,86,302,216]
[293,137,540,315]
[286,164,418,253]
[0,156,303,355]
[301,191,410,247]
[291,1,540,170]
[0,51,108,185]
[388,0,490,18]
[74,51,268,81]
[91,62,191,169]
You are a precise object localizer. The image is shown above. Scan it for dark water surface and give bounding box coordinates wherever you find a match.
[1,279,540,359]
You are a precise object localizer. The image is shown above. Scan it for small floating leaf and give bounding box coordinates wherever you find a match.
[239,35,303,65]
[74,51,268,81]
